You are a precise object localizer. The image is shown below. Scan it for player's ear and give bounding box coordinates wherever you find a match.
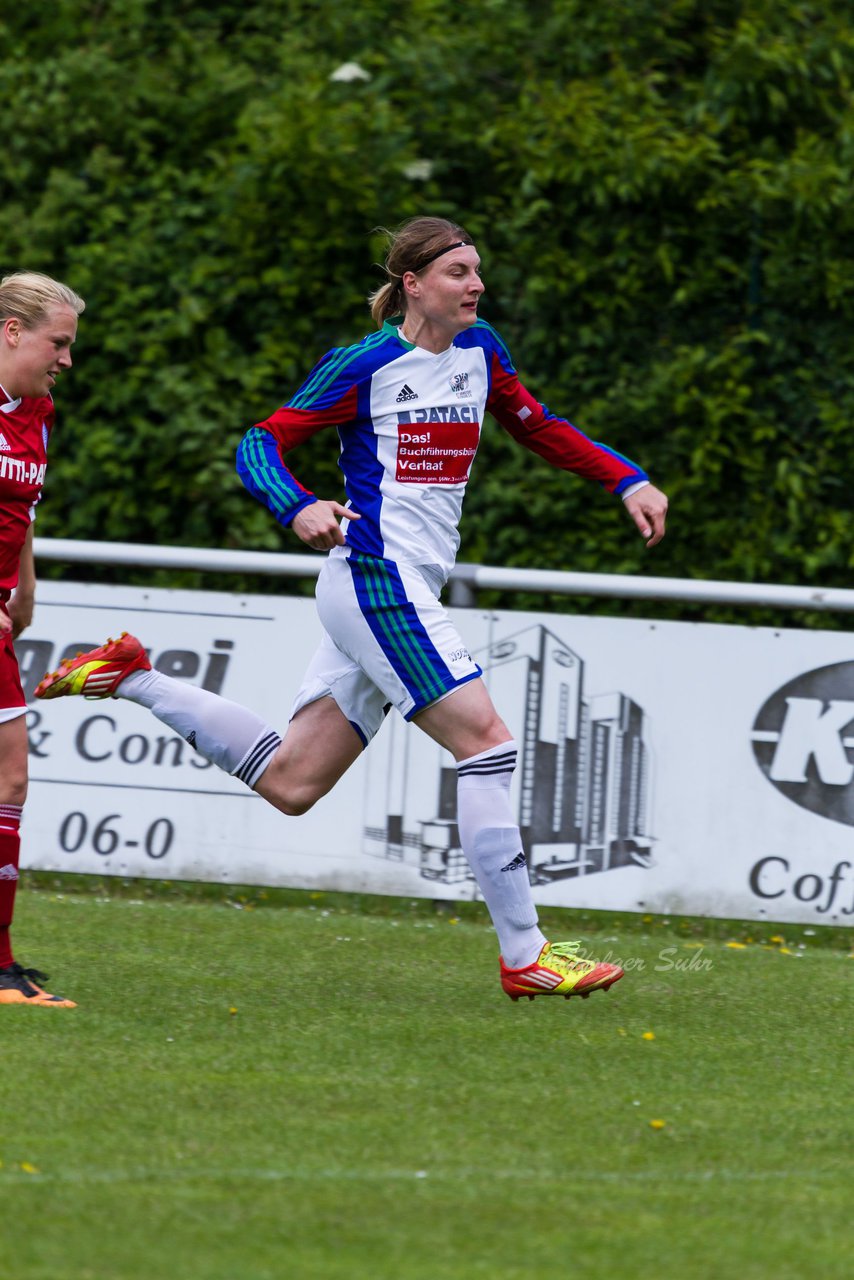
[3,318,21,347]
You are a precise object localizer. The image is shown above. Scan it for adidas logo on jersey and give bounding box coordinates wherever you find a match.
[395,384,418,403]
[0,864,19,881]
[0,433,10,451]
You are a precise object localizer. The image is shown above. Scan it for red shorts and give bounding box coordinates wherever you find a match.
[0,603,25,715]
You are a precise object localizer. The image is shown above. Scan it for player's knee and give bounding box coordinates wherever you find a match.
[474,717,514,753]
[278,789,318,818]
[0,771,27,807]
[255,776,319,817]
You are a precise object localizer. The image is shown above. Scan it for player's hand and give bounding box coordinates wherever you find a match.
[6,591,34,638]
[623,484,668,548]
[291,500,360,550]
[0,610,11,636]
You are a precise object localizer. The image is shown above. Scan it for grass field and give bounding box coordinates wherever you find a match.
[1,877,851,1280]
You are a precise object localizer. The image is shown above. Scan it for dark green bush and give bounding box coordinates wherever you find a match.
[3,1,852,611]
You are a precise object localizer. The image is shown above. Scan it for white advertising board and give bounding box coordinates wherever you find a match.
[19,580,854,926]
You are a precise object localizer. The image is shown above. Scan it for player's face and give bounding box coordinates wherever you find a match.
[407,245,485,337]
[3,305,78,399]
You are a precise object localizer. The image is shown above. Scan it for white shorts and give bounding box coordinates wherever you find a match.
[291,552,482,746]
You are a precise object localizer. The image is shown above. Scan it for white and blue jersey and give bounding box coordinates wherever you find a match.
[236,319,650,735]
[236,319,647,585]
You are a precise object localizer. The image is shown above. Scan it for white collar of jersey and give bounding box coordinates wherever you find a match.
[0,383,21,413]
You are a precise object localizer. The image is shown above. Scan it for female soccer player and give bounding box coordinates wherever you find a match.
[0,271,84,1008]
[37,217,667,1001]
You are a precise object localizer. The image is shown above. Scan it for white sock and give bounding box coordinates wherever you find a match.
[120,670,281,787]
[456,741,546,968]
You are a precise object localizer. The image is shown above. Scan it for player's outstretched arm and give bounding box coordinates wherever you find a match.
[291,501,360,551]
[623,484,668,548]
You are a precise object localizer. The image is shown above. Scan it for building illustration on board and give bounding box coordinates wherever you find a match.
[362,623,653,887]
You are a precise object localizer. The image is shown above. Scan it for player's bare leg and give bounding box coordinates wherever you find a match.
[413,677,512,761]
[254,697,364,816]
[0,714,27,808]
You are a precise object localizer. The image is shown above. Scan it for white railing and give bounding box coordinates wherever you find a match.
[33,536,854,612]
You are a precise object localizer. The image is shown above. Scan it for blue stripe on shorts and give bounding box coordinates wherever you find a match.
[347,554,460,718]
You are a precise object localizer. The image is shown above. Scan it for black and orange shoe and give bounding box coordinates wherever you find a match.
[0,962,77,1008]
[35,632,150,700]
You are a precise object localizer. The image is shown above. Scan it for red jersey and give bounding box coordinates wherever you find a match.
[0,388,54,596]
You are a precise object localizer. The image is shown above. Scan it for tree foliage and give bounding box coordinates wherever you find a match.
[3,0,853,609]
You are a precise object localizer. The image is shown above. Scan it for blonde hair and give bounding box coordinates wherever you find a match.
[0,271,85,328]
[369,216,473,327]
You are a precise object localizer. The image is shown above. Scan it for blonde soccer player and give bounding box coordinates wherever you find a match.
[0,271,84,1008]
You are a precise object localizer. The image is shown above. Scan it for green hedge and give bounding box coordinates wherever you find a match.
[3,0,853,610]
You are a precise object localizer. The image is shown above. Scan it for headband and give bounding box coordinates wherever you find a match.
[412,240,472,272]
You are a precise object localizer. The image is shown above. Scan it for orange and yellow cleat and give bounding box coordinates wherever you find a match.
[35,632,150,701]
[501,940,624,1001]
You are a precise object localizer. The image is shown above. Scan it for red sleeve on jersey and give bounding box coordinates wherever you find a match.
[485,351,647,493]
[256,384,360,453]
[238,385,361,527]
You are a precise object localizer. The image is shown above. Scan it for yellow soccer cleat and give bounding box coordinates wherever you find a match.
[0,962,77,1008]
[500,940,624,1001]
[35,632,151,700]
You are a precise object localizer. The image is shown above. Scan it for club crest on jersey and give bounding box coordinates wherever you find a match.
[395,384,418,403]
[449,371,471,398]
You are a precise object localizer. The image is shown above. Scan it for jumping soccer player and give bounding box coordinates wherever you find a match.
[0,271,84,1008]
[36,217,667,1001]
